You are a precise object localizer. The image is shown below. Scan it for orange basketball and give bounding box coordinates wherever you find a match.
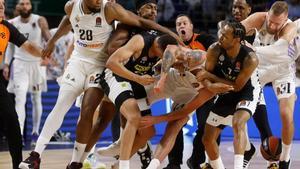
[260,136,282,161]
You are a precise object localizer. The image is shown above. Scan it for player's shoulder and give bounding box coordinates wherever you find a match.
[242,45,258,62]
[1,19,16,31]
[7,16,20,24]
[208,42,220,50]
[65,0,77,15]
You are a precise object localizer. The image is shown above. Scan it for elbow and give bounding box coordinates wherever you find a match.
[233,86,242,92]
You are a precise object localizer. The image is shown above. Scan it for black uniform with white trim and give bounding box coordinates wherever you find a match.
[206,44,261,129]
[100,31,159,114]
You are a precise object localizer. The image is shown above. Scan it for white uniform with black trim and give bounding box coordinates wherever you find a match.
[61,0,113,92]
[7,14,47,93]
[253,20,296,99]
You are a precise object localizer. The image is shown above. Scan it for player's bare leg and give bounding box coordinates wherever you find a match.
[119,98,141,169]
[202,123,224,169]
[69,88,104,165]
[232,110,251,169]
[279,94,296,167]
[147,117,189,169]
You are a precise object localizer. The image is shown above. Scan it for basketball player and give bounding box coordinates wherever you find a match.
[218,0,273,168]
[200,21,260,169]
[100,31,178,169]
[4,0,51,143]
[136,44,233,169]
[19,0,180,169]
[242,1,297,168]
[0,0,45,168]
[165,14,216,169]
[84,1,159,168]
[101,33,231,169]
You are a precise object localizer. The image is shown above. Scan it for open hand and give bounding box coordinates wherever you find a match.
[207,82,234,94]
[140,116,158,129]
[42,40,55,59]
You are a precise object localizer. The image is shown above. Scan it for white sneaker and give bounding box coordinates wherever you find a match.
[82,153,106,169]
[97,140,120,157]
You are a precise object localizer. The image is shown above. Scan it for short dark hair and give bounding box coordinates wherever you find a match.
[135,0,157,10]
[175,14,193,24]
[270,1,288,16]
[245,0,253,7]
[226,20,246,41]
[157,34,178,51]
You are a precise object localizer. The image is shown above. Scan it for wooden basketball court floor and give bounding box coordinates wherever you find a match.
[1,138,300,169]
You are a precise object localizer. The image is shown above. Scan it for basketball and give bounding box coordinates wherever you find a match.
[260,136,282,161]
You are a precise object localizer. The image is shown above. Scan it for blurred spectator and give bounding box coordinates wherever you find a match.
[185,0,200,7]
[157,0,175,23]
[46,28,73,80]
[287,0,300,20]
[117,0,135,11]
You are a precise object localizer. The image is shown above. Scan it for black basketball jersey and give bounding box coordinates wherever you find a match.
[124,30,160,76]
[214,44,253,84]
[112,30,160,99]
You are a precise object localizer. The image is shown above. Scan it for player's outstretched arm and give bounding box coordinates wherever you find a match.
[106,35,155,86]
[42,1,73,58]
[21,41,43,58]
[105,2,183,45]
[140,88,215,128]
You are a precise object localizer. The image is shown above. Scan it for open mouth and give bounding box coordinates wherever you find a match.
[181,30,186,35]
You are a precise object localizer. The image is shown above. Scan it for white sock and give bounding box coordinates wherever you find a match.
[119,160,129,169]
[234,154,244,169]
[138,144,148,153]
[267,161,277,166]
[80,152,90,162]
[146,159,160,169]
[91,145,96,153]
[34,136,49,155]
[71,141,87,163]
[210,156,225,169]
[280,143,291,162]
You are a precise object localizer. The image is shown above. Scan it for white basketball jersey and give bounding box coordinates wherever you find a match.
[253,19,293,65]
[9,14,43,61]
[69,0,113,64]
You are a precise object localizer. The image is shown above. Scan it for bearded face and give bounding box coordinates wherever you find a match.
[19,8,31,18]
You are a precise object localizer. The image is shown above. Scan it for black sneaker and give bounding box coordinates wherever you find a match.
[243,143,256,169]
[19,151,41,169]
[66,162,83,169]
[187,158,197,169]
[138,142,153,169]
[200,163,213,169]
[163,164,181,169]
[279,160,291,169]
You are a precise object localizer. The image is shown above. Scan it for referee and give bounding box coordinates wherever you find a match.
[0,0,44,168]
